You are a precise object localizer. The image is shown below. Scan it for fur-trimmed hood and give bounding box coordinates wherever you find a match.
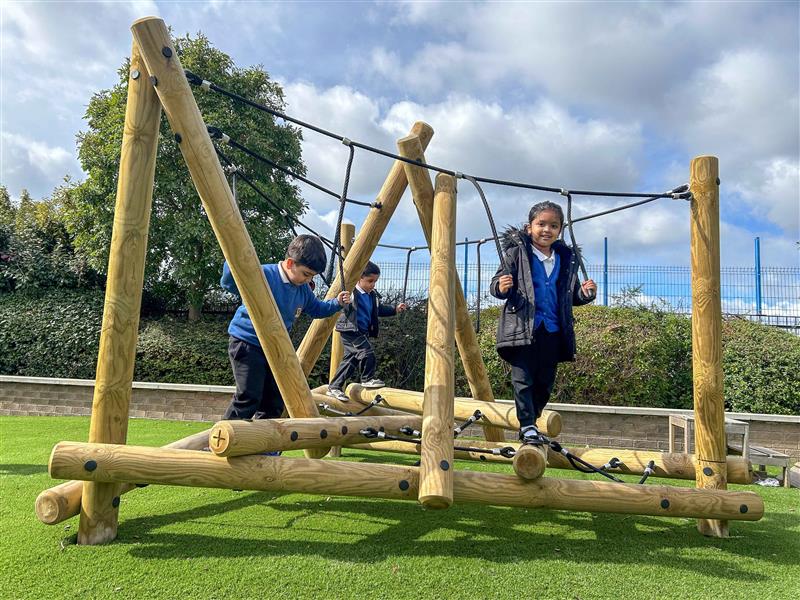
[499,225,573,256]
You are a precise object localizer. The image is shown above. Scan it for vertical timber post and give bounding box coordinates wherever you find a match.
[397,134,506,442]
[328,221,355,457]
[419,173,456,509]
[296,122,435,376]
[131,17,327,459]
[78,39,162,545]
[689,155,728,538]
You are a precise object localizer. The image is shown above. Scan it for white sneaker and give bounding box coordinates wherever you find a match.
[361,378,386,389]
[326,387,349,402]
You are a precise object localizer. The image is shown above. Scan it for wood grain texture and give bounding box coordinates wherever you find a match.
[50,442,764,522]
[37,430,210,525]
[513,444,548,480]
[130,17,325,460]
[209,415,422,457]
[397,134,505,443]
[347,385,561,437]
[296,122,435,376]
[418,173,457,509]
[78,39,162,545]
[689,155,728,537]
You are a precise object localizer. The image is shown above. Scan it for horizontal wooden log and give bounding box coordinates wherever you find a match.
[50,442,763,522]
[346,385,561,437]
[209,416,422,457]
[312,389,412,417]
[346,440,753,484]
[35,429,210,525]
[513,445,548,480]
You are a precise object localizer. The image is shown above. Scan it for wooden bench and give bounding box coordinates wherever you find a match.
[668,414,750,456]
[749,445,791,488]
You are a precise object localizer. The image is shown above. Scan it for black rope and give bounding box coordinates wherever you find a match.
[569,185,691,225]
[318,403,353,417]
[638,460,656,484]
[462,175,508,274]
[547,441,624,482]
[187,69,690,201]
[353,394,385,416]
[453,410,483,438]
[401,247,417,303]
[325,143,355,287]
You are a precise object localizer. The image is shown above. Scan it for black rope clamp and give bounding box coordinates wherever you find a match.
[559,188,570,197]
[498,446,517,459]
[453,410,483,437]
[602,457,623,471]
[399,425,421,437]
[184,69,202,86]
[206,126,230,144]
[638,460,656,484]
[341,137,352,147]
[360,427,386,439]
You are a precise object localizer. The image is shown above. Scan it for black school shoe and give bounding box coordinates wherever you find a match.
[519,425,545,445]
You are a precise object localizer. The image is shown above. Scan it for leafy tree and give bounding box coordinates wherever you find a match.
[64,34,306,319]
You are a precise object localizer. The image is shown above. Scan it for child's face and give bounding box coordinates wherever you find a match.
[283,258,317,286]
[359,274,379,293]
[527,209,562,250]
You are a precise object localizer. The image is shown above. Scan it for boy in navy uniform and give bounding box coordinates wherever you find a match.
[221,234,351,421]
[326,261,406,401]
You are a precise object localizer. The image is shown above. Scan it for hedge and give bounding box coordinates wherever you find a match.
[1,290,798,415]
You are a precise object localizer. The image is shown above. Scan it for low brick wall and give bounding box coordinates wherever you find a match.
[2,375,798,461]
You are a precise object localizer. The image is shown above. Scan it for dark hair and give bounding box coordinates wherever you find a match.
[362,261,380,278]
[528,201,565,227]
[286,235,327,274]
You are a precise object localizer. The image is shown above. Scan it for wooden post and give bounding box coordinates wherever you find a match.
[397,134,505,443]
[418,173,456,509]
[36,430,209,525]
[77,39,162,545]
[208,415,421,457]
[328,221,355,458]
[513,445,548,480]
[130,18,326,460]
[50,442,765,522]
[347,385,561,437]
[690,155,728,538]
[296,122,435,375]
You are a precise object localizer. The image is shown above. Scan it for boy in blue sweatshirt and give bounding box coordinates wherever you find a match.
[221,234,351,421]
[326,261,406,402]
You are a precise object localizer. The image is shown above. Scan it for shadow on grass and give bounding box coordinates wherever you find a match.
[0,463,48,476]
[112,484,798,583]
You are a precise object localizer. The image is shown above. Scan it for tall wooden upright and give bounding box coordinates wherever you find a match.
[296,122,435,376]
[131,18,327,461]
[418,174,457,509]
[689,155,728,538]
[397,134,505,442]
[78,40,162,545]
[328,221,355,457]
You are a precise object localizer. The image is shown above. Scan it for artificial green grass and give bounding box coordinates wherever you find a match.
[1,416,797,599]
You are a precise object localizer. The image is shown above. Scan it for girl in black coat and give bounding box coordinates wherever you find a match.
[490,201,597,444]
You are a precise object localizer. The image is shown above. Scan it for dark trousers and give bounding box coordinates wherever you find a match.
[329,331,376,391]
[507,326,560,427]
[222,336,284,420]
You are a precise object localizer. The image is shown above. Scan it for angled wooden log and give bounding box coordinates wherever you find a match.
[690,155,728,538]
[50,442,764,522]
[209,415,422,457]
[346,385,561,437]
[296,122,435,375]
[328,222,356,458]
[346,440,753,483]
[36,429,210,525]
[313,388,412,418]
[397,133,505,443]
[418,173,457,509]
[78,38,162,545]
[131,17,327,461]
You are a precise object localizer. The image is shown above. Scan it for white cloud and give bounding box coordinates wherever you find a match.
[1,131,79,185]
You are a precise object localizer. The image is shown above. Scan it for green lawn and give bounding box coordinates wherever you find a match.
[1,416,797,600]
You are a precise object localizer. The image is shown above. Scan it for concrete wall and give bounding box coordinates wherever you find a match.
[1,375,798,461]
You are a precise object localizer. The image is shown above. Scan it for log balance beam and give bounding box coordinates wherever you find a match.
[49,442,763,522]
[209,416,422,457]
[346,385,562,437]
[347,440,753,484]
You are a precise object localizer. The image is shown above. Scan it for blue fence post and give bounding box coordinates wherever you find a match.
[463,237,469,298]
[603,236,609,306]
[755,237,762,316]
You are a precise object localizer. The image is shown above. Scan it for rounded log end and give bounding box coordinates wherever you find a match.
[345,383,364,402]
[539,411,562,438]
[513,445,547,480]
[131,15,164,27]
[419,494,452,510]
[434,172,456,194]
[410,122,435,146]
[305,447,329,460]
[35,490,67,525]
[208,423,234,456]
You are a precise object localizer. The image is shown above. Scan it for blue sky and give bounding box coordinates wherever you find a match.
[1,1,798,271]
